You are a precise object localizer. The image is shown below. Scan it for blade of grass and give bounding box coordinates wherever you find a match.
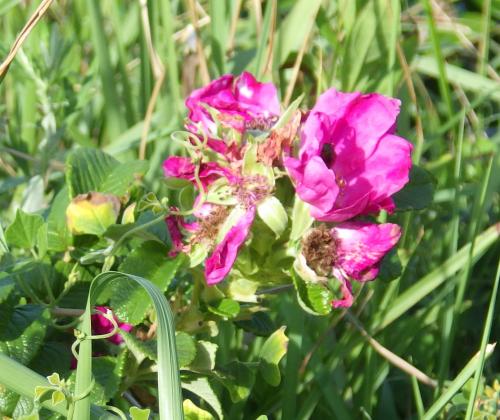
[422,343,496,420]
[422,0,454,117]
[87,0,126,139]
[414,56,500,103]
[464,255,500,419]
[209,0,227,75]
[274,0,321,66]
[159,0,182,121]
[373,222,500,331]
[477,0,491,76]
[436,112,465,391]
[73,271,183,420]
[411,374,425,419]
[254,0,274,78]
[281,298,305,420]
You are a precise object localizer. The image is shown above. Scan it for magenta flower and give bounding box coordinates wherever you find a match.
[301,222,401,308]
[285,89,412,222]
[91,306,133,345]
[205,206,256,285]
[186,72,280,134]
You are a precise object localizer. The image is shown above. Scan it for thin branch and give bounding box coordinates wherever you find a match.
[139,71,166,160]
[283,33,310,107]
[186,0,210,85]
[0,0,55,78]
[346,312,438,388]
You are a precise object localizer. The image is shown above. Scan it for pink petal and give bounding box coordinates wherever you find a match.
[333,222,401,282]
[331,275,354,309]
[286,156,339,214]
[185,72,280,135]
[165,215,185,256]
[204,206,256,285]
[162,156,237,189]
[235,71,280,118]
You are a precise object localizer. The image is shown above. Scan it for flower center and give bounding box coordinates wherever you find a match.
[245,116,278,131]
[320,143,335,167]
[302,225,338,276]
[235,175,272,207]
[191,205,230,246]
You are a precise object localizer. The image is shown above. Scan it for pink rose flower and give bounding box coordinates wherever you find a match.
[91,306,133,345]
[301,222,401,308]
[186,72,280,134]
[285,89,412,222]
[205,206,256,285]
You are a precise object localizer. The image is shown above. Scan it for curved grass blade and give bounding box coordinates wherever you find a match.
[74,271,183,420]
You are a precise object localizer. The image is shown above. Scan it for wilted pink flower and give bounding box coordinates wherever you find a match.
[301,222,401,308]
[91,306,133,345]
[285,89,412,222]
[186,72,280,134]
[204,206,256,285]
[163,156,238,189]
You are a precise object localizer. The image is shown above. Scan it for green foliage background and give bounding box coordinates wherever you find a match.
[0,0,499,419]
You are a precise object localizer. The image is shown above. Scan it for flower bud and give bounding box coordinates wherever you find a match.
[257,196,288,237]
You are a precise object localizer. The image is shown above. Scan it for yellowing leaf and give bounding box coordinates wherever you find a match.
[183,399,213,419]
[66,192,120,236]
[51,390,66,406]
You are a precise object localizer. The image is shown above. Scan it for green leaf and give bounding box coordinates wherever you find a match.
[235,312,276,337]
[121,330,157,362]
[189,341,218,372]
[182,377,222,420]
[51,390,65,406]
[216,361,256,402]
[183,399,213,420]
[393,166,435,211]
[207,298,240,319]
[0,223,9,255]
[105,211,169,245]
[260,327,288,365]
[47,187,72,252]
[291,270,333,316]
[100,160,149,196]
[0,306,50,416]
[259,327,289,386]
[107,243,184,324]
[5,209,44,250]
[130,406,151,420]
[290,197,313,242]
[275,0,322,65]
[66,147,118,197]
[176,332,197,368]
